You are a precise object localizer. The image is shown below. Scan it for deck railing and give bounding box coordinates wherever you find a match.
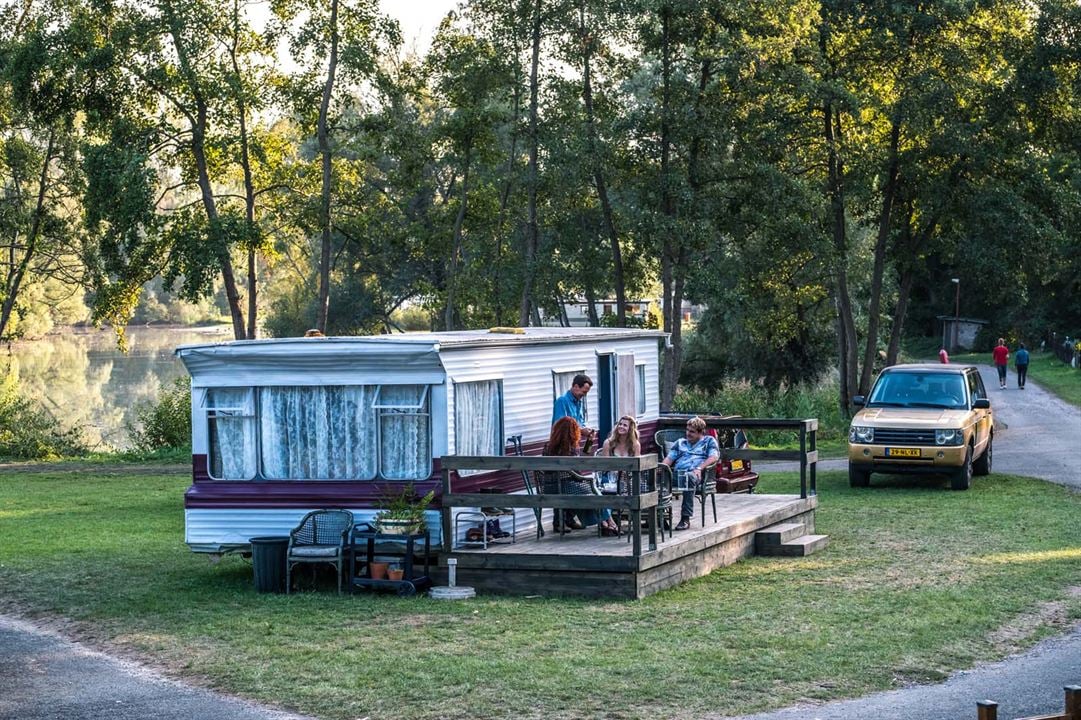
[439,454,661,558]
[977,686,1080,720]
[657,415,819,499]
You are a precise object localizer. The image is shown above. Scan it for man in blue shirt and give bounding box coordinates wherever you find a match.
[552,374,594,439]
[663,416,720,530]
[1015,343,1030,389]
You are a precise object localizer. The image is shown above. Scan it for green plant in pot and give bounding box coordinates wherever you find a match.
[374,483,435,535]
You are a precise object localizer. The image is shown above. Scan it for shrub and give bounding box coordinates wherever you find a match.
[673,374,846,445]
[127,377,192,452]
[0,373,89,459]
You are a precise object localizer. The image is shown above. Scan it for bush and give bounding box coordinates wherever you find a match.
[127,377,192,452]
[672,374,847,445]
[0,373,89,459]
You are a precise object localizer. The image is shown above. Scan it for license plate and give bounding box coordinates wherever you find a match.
[731,460,744,471]
[886,448,921,458]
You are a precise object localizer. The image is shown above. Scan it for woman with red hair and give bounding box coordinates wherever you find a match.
[545,418,618,535]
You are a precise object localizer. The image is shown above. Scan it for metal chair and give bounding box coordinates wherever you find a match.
[285,509,354,594]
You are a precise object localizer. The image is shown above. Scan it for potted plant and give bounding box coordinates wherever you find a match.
[387,563,405,582]
[374,483,435,535]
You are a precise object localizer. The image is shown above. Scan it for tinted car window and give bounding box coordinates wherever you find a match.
[867,372,967,409]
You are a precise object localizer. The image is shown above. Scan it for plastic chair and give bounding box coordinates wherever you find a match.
[285,509,354,594]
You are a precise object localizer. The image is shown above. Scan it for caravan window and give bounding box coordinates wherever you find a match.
[454,380,504,476]
[375,385,432,480]
[636,364,647,416]
[205,388,257,481]
[259,386,379,480]
[204,384,431,482]
[552,369,589,424]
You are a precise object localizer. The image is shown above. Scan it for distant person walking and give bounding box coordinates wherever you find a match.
[939,348,950,364]
[1015,343,1030,389]
[992,338,1010,389]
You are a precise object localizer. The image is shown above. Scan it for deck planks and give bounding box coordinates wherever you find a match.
[442,494,818,598]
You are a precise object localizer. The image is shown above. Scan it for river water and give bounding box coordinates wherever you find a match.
[2,325,233,450]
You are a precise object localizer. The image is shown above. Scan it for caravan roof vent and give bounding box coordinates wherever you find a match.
[488,327,525,334]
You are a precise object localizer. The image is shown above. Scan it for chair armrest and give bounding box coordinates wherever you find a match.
[568,470,601,496]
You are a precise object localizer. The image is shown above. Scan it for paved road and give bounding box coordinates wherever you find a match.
[721,627,1081,720]
[0,615,311,720]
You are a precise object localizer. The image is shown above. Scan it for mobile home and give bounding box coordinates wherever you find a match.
[176,327,667,553]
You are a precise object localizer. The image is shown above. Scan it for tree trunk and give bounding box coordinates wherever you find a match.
[579,1,625,326]
[519,0,542,326]
[495,45,522,327]
[167,13,246,340]
[0,131,54,340]
[316,0,340,333]
[445,140,472,331]
[231,0,257,339]
[658,3,681,410]
[821,20,857,414]
[857,115,901,396]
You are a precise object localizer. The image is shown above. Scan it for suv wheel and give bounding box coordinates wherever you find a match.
[849,466,871,488]
[951,447,973,490]
[973,434,992,476]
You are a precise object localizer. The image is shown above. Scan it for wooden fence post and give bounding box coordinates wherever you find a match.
[1065,685,1081,720]
[976,700,998,720]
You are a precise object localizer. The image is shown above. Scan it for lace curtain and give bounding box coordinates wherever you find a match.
[259,386,378,480]
[454,380,503,476]
[378,385,431,480]
[206,388,257,480]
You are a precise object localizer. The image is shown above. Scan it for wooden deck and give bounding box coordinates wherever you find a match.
[441,493,819,599]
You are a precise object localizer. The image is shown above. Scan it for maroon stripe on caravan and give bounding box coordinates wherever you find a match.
[184,419,660,509]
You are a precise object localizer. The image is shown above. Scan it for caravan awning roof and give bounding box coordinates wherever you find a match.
[176,339,445,387]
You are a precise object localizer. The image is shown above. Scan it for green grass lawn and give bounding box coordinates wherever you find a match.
[951,351,1081,407]
[1,467,1080,720]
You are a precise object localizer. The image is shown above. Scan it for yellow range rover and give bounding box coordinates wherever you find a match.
[848,364,993,490]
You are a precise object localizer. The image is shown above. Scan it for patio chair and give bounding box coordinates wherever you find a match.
[534,469,603,538]
[286,509,354,594]
[654,429,718,528]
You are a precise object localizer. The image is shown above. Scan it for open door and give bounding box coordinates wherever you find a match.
[596,352,638,442]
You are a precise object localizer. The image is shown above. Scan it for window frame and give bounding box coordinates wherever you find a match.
[204,384,433,483]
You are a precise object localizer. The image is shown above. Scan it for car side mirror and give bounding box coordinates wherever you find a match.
[852,395,865,407]
[973,398,990,409]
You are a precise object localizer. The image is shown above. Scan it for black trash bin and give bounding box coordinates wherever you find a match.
[249,536,289,593]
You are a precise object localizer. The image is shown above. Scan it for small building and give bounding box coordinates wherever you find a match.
[938,316,988,351]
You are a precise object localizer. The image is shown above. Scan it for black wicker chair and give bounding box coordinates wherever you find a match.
[285,509,354,594]
[654,429,718,528]
[534,469,603,538]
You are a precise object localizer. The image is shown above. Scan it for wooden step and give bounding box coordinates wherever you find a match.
[755,522,808,550]
[757,534,829,557]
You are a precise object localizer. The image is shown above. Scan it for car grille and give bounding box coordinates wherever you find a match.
[874,428,937,445]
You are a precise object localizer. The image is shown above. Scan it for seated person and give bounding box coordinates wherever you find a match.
[661,416,720,531]
[545,417,618,536]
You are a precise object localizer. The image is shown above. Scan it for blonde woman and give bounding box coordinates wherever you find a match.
[601,415,641,458]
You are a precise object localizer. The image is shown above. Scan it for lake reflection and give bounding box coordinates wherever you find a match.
[2,326,232,450]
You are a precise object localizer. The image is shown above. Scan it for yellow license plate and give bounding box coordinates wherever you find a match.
[731,460,744,471]
[886,448,921,458]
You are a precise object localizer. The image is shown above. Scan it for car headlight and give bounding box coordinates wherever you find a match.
[850,426,874,443]
[935,428,963,446]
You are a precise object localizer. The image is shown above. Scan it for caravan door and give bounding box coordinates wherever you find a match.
[596,352,637,441]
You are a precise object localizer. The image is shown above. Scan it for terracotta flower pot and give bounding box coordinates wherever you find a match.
[369,562,389,580]
[387,568,405,581]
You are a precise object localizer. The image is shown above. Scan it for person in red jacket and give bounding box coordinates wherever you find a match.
[992,338,1010,389]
